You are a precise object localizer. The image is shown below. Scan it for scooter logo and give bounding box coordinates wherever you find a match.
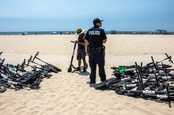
[118,66,125,73]
[10,67,17,71]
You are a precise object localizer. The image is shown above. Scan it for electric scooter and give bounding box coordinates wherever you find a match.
[68,41,78,72]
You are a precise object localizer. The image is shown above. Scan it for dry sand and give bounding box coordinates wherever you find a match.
[0,35,174,115]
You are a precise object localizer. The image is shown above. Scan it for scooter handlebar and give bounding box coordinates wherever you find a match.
[165,53,173,63]
[71,41,76,43]
[27,56,32,66]
[32,51,39,61]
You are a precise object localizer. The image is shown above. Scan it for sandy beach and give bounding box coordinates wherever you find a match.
[0,35,174,115]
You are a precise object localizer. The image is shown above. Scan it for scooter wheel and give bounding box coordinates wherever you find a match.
[0,85,7,93]
[67,67,72,72]
[52,65,62,72]
[30,85,40,90]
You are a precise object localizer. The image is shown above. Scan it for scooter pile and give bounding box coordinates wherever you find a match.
[0,51,61,93]
[94,53,174,108]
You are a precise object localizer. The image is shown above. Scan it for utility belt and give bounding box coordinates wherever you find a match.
[89,45,105,51]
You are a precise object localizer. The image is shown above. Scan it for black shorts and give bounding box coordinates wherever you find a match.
[77,49,86,60]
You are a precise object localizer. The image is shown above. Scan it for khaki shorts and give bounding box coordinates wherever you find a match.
[77,49,86,60]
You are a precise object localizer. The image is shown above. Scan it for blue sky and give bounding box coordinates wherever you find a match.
[0,0,174,32]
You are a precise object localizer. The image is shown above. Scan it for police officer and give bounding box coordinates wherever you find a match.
[84,18,107,86]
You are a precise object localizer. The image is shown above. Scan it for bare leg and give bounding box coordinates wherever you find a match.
[82,58,87,68]
[82,58,88,72]
[78,60,81,67]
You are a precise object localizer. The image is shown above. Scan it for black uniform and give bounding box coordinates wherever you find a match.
[85,26,107,83]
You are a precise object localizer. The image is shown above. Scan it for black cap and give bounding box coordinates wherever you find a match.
[93,18,103,25]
